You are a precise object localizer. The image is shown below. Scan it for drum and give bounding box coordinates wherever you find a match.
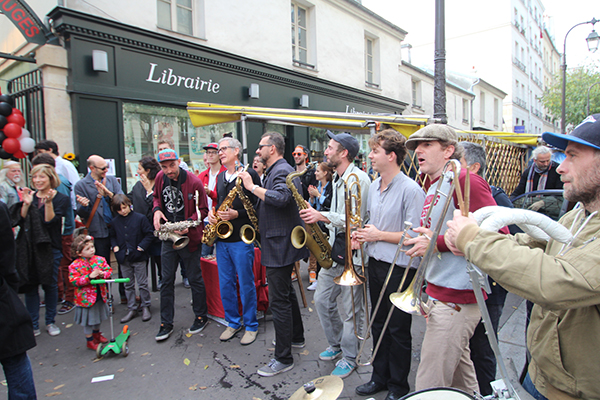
[400,387,476,400]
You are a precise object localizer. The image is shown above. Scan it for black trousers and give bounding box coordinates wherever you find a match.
[368,257,415,395]
[266,264,305,364]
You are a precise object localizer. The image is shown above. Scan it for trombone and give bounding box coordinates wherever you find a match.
[333,173,369,342]
[389,160,469,316]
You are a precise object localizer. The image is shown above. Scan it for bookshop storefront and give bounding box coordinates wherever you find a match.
[50,7,408,191]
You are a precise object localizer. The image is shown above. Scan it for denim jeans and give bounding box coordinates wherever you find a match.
[160,242,207,326]
[215,241,258,331]
[0,352,37,400]
[522,373,548,400]
[266,264,304,365]
[25,248,61,330]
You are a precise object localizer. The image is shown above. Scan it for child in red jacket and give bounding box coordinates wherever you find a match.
[68,235,112,351]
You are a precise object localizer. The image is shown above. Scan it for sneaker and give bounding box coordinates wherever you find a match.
[33,329,41,337]
[58,301,75,315]
[272,339,306,348]
[155,323,174,342]
[331,358,356,378]
[39,300,45,308]
[309,271,317,283]
[307,280,318,291]
[220,326,242,341]
[257,359,294,377]
[240,330,258,345]
[183,278,191,289]
[291,271,298,282]
[189,316,208,334]
[46,323,61,336]
[319,346,342,361]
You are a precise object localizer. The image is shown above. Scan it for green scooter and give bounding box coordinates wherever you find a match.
[90,278,131,358]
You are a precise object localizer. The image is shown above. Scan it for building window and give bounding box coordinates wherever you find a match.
[411,79,421,107]
[462,99,469,124]
[494,98,499,128]
[291,2,309,66]
[365,35,379,88]
[480,91,486,123]
[157,0,193,36]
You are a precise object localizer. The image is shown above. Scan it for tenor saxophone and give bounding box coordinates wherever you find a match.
[286,162,333,269]
[201,184,239,247]
[155,190,202,249]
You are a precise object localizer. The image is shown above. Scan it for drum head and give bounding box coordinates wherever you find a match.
[400,387,475,400]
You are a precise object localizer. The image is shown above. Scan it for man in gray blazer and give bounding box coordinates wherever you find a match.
[240,132,309,377]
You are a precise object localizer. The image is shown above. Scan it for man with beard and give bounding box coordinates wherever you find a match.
[153,149,208,342]
[445,114,600,400]
[510,146,563,203]
[239,132,308,376]
[299,131,370,379]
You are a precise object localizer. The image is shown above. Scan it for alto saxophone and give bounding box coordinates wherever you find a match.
[201,183,240,247]
[286,162,333,269]
[155,190,202,250]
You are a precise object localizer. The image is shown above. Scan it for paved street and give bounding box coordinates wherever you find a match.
[2,263,528,400]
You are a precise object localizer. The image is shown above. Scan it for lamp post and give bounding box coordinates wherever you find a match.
[587,81,600,116]
[433,0,447,124]
[561,18,599,133]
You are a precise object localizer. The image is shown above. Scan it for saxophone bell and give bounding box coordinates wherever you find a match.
[215,220,234,240]
[166,232,190,250]
[291,225,308,249]
[240,224,257,245]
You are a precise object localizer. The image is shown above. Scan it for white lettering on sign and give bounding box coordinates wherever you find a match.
[345,105,375,115]
[145,63,221,93]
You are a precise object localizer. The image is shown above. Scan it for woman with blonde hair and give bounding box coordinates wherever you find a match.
[11,164,71,337]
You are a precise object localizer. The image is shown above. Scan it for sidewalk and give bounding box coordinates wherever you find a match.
[2,267,528,400]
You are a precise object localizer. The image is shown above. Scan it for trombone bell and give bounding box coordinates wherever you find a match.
[389,287,422,315]
[333,267,365,286]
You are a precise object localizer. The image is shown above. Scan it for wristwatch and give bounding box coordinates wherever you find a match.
[252,185,259,194]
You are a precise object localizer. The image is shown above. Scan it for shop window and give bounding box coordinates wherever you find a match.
[122,103,235,192]
[157,0,194,36]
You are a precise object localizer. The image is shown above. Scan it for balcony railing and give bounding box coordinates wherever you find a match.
[514,97,527,109]
[513,57,527,73]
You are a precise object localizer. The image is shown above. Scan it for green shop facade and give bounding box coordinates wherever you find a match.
[50,7,408,192]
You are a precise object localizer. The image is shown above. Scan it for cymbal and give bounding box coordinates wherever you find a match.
[289,375,344,400]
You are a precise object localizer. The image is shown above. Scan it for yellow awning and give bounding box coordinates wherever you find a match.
[187,102,428,137]
[186,102,538,146]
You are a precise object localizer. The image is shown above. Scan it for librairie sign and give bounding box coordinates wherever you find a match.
[145,62,221,94]
[1,0,54,45]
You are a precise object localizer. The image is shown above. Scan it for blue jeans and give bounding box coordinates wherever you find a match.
[523,373,548,400]
[1,352,37,399]
[160,242,207,326]
[25,248,61,330]
[215,241,258,331]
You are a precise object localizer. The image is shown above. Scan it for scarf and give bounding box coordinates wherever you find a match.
[525,164,549,193]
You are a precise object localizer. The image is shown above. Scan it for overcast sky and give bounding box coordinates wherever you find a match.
[362,0,600,69]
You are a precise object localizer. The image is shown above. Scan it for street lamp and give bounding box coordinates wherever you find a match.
[561,18,599,133]
[587,81,600,116]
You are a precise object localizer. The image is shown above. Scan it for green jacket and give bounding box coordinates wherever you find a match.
[457,209,600,399]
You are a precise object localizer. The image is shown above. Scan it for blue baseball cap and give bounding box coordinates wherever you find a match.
[157,149,178,162]
[542,114,600,151]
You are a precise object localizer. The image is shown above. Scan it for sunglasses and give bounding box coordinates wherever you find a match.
[292,152,306,157]
[95,166,109,171]
[257,143,273,149]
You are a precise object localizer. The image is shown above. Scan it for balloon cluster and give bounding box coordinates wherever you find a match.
[0,91,36,160]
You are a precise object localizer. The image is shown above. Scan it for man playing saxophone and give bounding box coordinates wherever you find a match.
[153,149,208,342]
[299,131,370,379]
[207,137,261,346]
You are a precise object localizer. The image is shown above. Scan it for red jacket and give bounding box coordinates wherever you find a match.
[68,255,112,308]
[198,165,226,205]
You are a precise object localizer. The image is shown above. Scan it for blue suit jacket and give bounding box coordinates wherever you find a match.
[257,158,309,267]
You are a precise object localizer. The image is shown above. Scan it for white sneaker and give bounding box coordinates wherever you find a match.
[307,280,318,291]
[46,323,61,336]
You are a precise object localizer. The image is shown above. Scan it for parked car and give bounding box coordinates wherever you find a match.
[511,189,571,222]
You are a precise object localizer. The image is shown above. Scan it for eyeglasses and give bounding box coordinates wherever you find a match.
[258,143,273,149]
[95,166,109,171]
[217,146,231,153]
[292,152,306,157]
[206,150,218,155]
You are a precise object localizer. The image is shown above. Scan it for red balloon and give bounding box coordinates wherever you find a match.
[7,113,25,128]
[12,108,22,116]
[3,123,21,138]
[2,137,20,154]
[13,150,26,159]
